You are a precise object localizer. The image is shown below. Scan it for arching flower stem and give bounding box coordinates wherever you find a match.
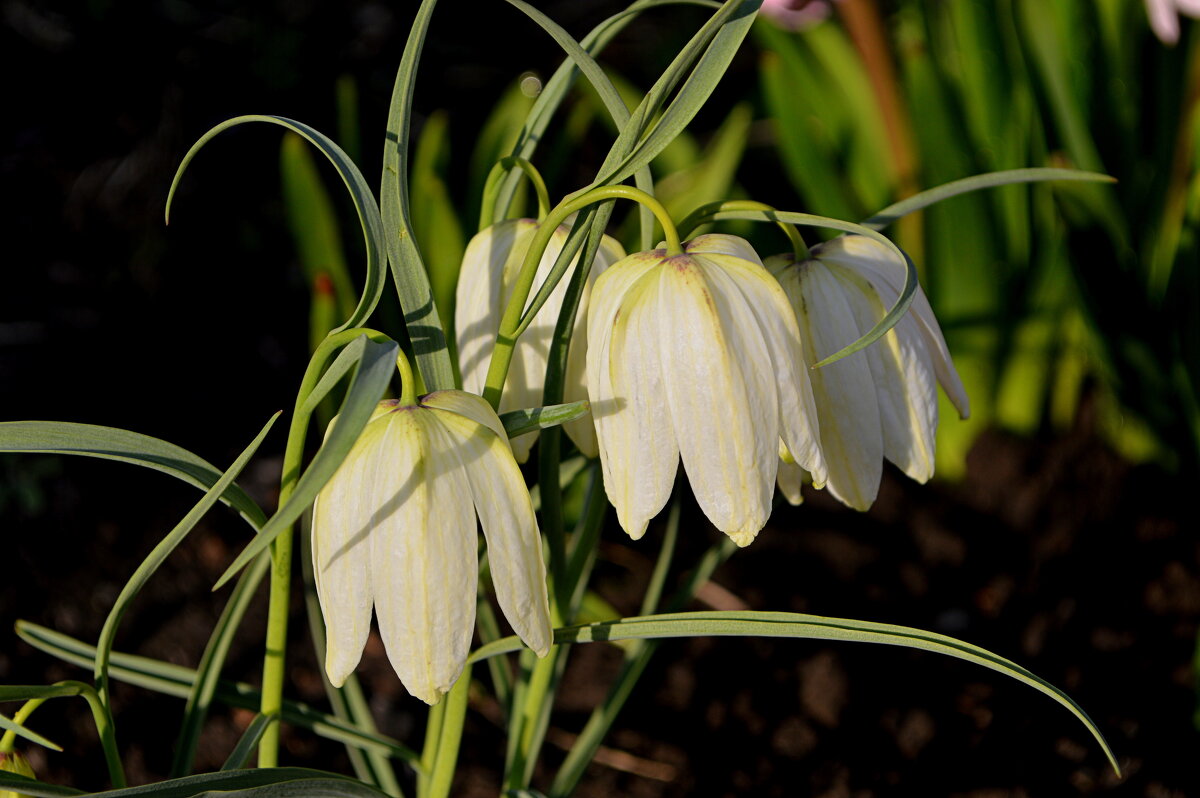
[259,326,393,768]
[680,199,811,261]
[482,184,681,411]
[478,156,552,230]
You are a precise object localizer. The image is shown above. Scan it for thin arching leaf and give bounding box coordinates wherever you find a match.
[470,610,1119,776]
[380,0,455,392]
[0,423,265,528]
[82,768,386,798]
[499,402,589,439]
[0,772,82,798]
[220,713,278,771]
[861,168,1115,231]
[0,711,61,751]
[166,115,386,334]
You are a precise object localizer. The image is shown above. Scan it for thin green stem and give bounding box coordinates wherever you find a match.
[63,680,126,789]
[680,199,810,260]
[396,349,418,406]
[426,669,471,798]
[478,157,552,229]
[259,327,391,768]
[482,184,680,409]
[0,699,45,754]
[417,698,445,798]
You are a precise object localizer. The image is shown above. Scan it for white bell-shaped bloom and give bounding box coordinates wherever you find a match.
[311,390,551,704]
[456,219,626,462]
[586,233,826,546]
[767,234,969,511]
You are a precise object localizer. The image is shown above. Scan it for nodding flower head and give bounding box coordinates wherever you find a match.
[586,234,826,547]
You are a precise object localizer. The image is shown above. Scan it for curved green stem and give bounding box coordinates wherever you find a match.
[479,157,552,229]
[258,327,391,768]
[482,185,680,409]
[396,349,418,406]
[680,199,810,260]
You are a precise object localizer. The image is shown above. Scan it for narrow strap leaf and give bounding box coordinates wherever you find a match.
[82,768,387,798]
[469,610,1119,776]
[166,115,386,335]
[0,712,60,752]
[380,0,455,391]
[0,422,265,529]
[94,414,280,719]
[499,401,589,439]
[861,167,1115,231]
[0,772,84,798]
[220,713,278,771]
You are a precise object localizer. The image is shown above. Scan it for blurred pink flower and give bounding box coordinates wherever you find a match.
[759,0,833,32]
[1146,0,1200,45]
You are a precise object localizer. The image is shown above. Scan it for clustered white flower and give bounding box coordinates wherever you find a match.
[310,224,966,704]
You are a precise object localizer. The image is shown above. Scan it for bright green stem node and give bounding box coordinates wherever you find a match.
[258,327,392,768]
[680,199,810,260]
[479,157,552,229]
[482,184,681,410]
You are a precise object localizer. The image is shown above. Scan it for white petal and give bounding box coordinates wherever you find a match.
[684,233,765,266]
[707,252,827,486]
[1146,0,1180,42]
[588,253,679,539]
[429,404,552,657]
[311,416,392,687]
[370,409,478,705]
[421,390,508,439]
[659,255,775,545]
[830,263,939,483]
[816,235,969,419]
[786,262,883,511]
[775,458,805,506]
[456,219,538,396]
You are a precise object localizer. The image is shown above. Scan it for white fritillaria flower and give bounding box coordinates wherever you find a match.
[456,219,626,462]
[587,233,826,546]
[311,390,551,704]
[767,235,969,511]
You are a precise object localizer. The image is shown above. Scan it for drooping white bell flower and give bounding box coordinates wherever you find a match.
[767,234,969,511]
[586,233,827,546]
[456,219,626,462]
[311,390,552,704]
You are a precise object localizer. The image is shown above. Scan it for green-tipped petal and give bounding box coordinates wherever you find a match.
[685,233,766,266]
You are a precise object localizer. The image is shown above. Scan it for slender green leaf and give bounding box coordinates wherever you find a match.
[0,712,60,751]
[95,414,279,713]
[471,610,1119,776]
[82,768,386,798]
[14,622,421,767]
[862,168,1115,231]
[0,423,265,528]
[498,402,589,439]
[214,336,397,589]
[380,0,455,392]
[0,772,83,798]
[166,115,385,334]
[221,714,277,771]
[410,111,466,329]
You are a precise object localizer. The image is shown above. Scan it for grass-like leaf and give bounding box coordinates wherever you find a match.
[470,610,1119,776]
[220,713,277,771]
[82,768,385,798]
[0,423,265,529]
[166,115,386,336]
[498,402,589,439]
[0,710,61,751]
[861,168,1115,231]
[14,622,421,767]
[0,771,83,797]
[380,0,455,392]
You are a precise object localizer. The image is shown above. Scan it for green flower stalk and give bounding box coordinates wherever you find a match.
[586,233,827,545]
[311,390,551,704]
[767,234,969,510]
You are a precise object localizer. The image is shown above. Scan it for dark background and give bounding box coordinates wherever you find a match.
[2,2,1197,796]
